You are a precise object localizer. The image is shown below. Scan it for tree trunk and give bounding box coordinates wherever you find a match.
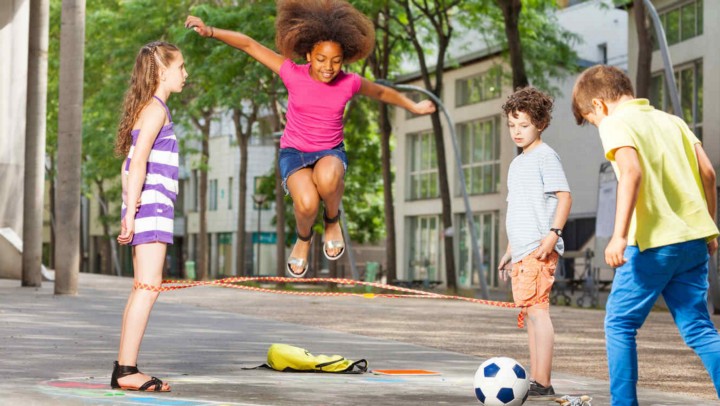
[199,132,209,280]
[379,104,397,283]
[48,155,55,270]
[233,107,258,277]
[95,180,114,275]
[55,0,86,295]
[23,0,50,287]
[429,111,457,293]
[634,0,652,98]
[400,0,459,293]
[270,93,286,280]
[191,114,212,281]
[496,0,529,90]
[370,3,397,283]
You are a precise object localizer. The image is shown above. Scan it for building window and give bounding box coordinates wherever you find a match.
[658,0,703,47]
[649,60,703,139]
[457,211,500,288]
[455,68,502,107]
[407,215,441,282]
[228,177,233,210]
[456,116,501,195]
[407,130,439,200]
[209,179,218,211]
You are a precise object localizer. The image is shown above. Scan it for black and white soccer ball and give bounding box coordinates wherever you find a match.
[473,357,529,405]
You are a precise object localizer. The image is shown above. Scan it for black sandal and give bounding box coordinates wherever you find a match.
[111,361,170,392]
[287,229,313,278]
[323,210,345,261]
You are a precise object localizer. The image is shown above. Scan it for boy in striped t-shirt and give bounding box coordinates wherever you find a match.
[498,87,572,397]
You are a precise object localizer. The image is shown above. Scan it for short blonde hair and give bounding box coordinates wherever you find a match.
[572,65,634,125]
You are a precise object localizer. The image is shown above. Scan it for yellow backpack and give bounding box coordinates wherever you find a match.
[264,344,368,373]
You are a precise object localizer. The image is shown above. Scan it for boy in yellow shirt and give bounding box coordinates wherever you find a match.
[572,65,720,405]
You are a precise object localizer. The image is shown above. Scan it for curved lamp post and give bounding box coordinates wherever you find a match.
[376,79,489,299]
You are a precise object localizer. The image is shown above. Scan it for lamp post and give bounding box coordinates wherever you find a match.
[376,80,489,299]
[252,194,268,276]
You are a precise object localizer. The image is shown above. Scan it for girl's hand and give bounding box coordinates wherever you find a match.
[498,252,512,283]
[117,216,135,245]
[121,191,141,213]
[413,99,436,115]
[185,15,212,37]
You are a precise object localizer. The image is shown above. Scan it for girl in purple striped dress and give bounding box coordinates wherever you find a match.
[112,41,187,392]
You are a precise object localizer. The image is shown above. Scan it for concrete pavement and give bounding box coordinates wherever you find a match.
[0,273,718,405]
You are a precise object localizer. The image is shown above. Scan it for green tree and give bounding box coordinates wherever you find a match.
[395,0,462,293]
[178,1,283,277]
[362,0,412,284]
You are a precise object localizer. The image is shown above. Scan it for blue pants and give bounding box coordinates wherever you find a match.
[605,239,720,405]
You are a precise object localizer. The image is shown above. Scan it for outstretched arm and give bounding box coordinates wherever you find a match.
[185,15,286,74]
[358,78,436,115]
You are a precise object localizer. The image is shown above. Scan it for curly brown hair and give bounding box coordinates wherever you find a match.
[275,0,375,64]
[501,87,554,131]
[115,41,180,157]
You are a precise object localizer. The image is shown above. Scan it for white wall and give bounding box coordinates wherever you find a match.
[557,0,628,68]
[0,0,29,235]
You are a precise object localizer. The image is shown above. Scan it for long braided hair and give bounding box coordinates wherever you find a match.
[115,41,180,156]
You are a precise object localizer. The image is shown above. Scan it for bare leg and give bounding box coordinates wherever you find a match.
[312,156,345,257]
[116,242,170,390]
[526,308,537,381]
[286,168,321,274]
[527,306,554,387]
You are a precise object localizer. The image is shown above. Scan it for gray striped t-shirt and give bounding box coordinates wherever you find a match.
[506,143,570,263]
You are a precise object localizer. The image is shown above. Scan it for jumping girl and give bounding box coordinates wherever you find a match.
[112,41,188,392]
[185,0,435,277]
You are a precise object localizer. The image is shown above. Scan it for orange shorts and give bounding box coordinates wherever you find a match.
[510,250,558,311]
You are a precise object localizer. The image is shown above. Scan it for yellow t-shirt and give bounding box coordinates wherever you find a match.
[599,98,718,250]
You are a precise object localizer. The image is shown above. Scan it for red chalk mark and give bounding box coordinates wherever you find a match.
[371,369,441,376]
[46,381,109,389]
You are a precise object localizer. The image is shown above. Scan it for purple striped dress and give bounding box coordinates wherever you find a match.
[121,96,179,245]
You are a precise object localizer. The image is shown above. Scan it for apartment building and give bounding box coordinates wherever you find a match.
[391,0,628,290]
[628,0,714,162]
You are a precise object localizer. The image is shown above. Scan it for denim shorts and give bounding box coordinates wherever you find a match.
[279,142,348,194]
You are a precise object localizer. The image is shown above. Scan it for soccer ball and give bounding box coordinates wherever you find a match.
[473,357,529,405]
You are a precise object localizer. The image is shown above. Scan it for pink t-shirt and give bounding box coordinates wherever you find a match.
[279,59,362,152]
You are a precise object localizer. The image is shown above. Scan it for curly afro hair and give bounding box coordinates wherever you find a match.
[501,87,554,131]
[275,0,375,64]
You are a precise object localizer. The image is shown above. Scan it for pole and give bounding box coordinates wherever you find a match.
[23,0,51,287]
[257,205,261,276]
[376,80,489,299]
[642,0,681,118]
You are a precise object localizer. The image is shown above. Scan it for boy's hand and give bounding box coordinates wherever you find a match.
[708,238,718,257]
[498,252,512,282]
[605,235,628,268]
[534,234,558,261]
